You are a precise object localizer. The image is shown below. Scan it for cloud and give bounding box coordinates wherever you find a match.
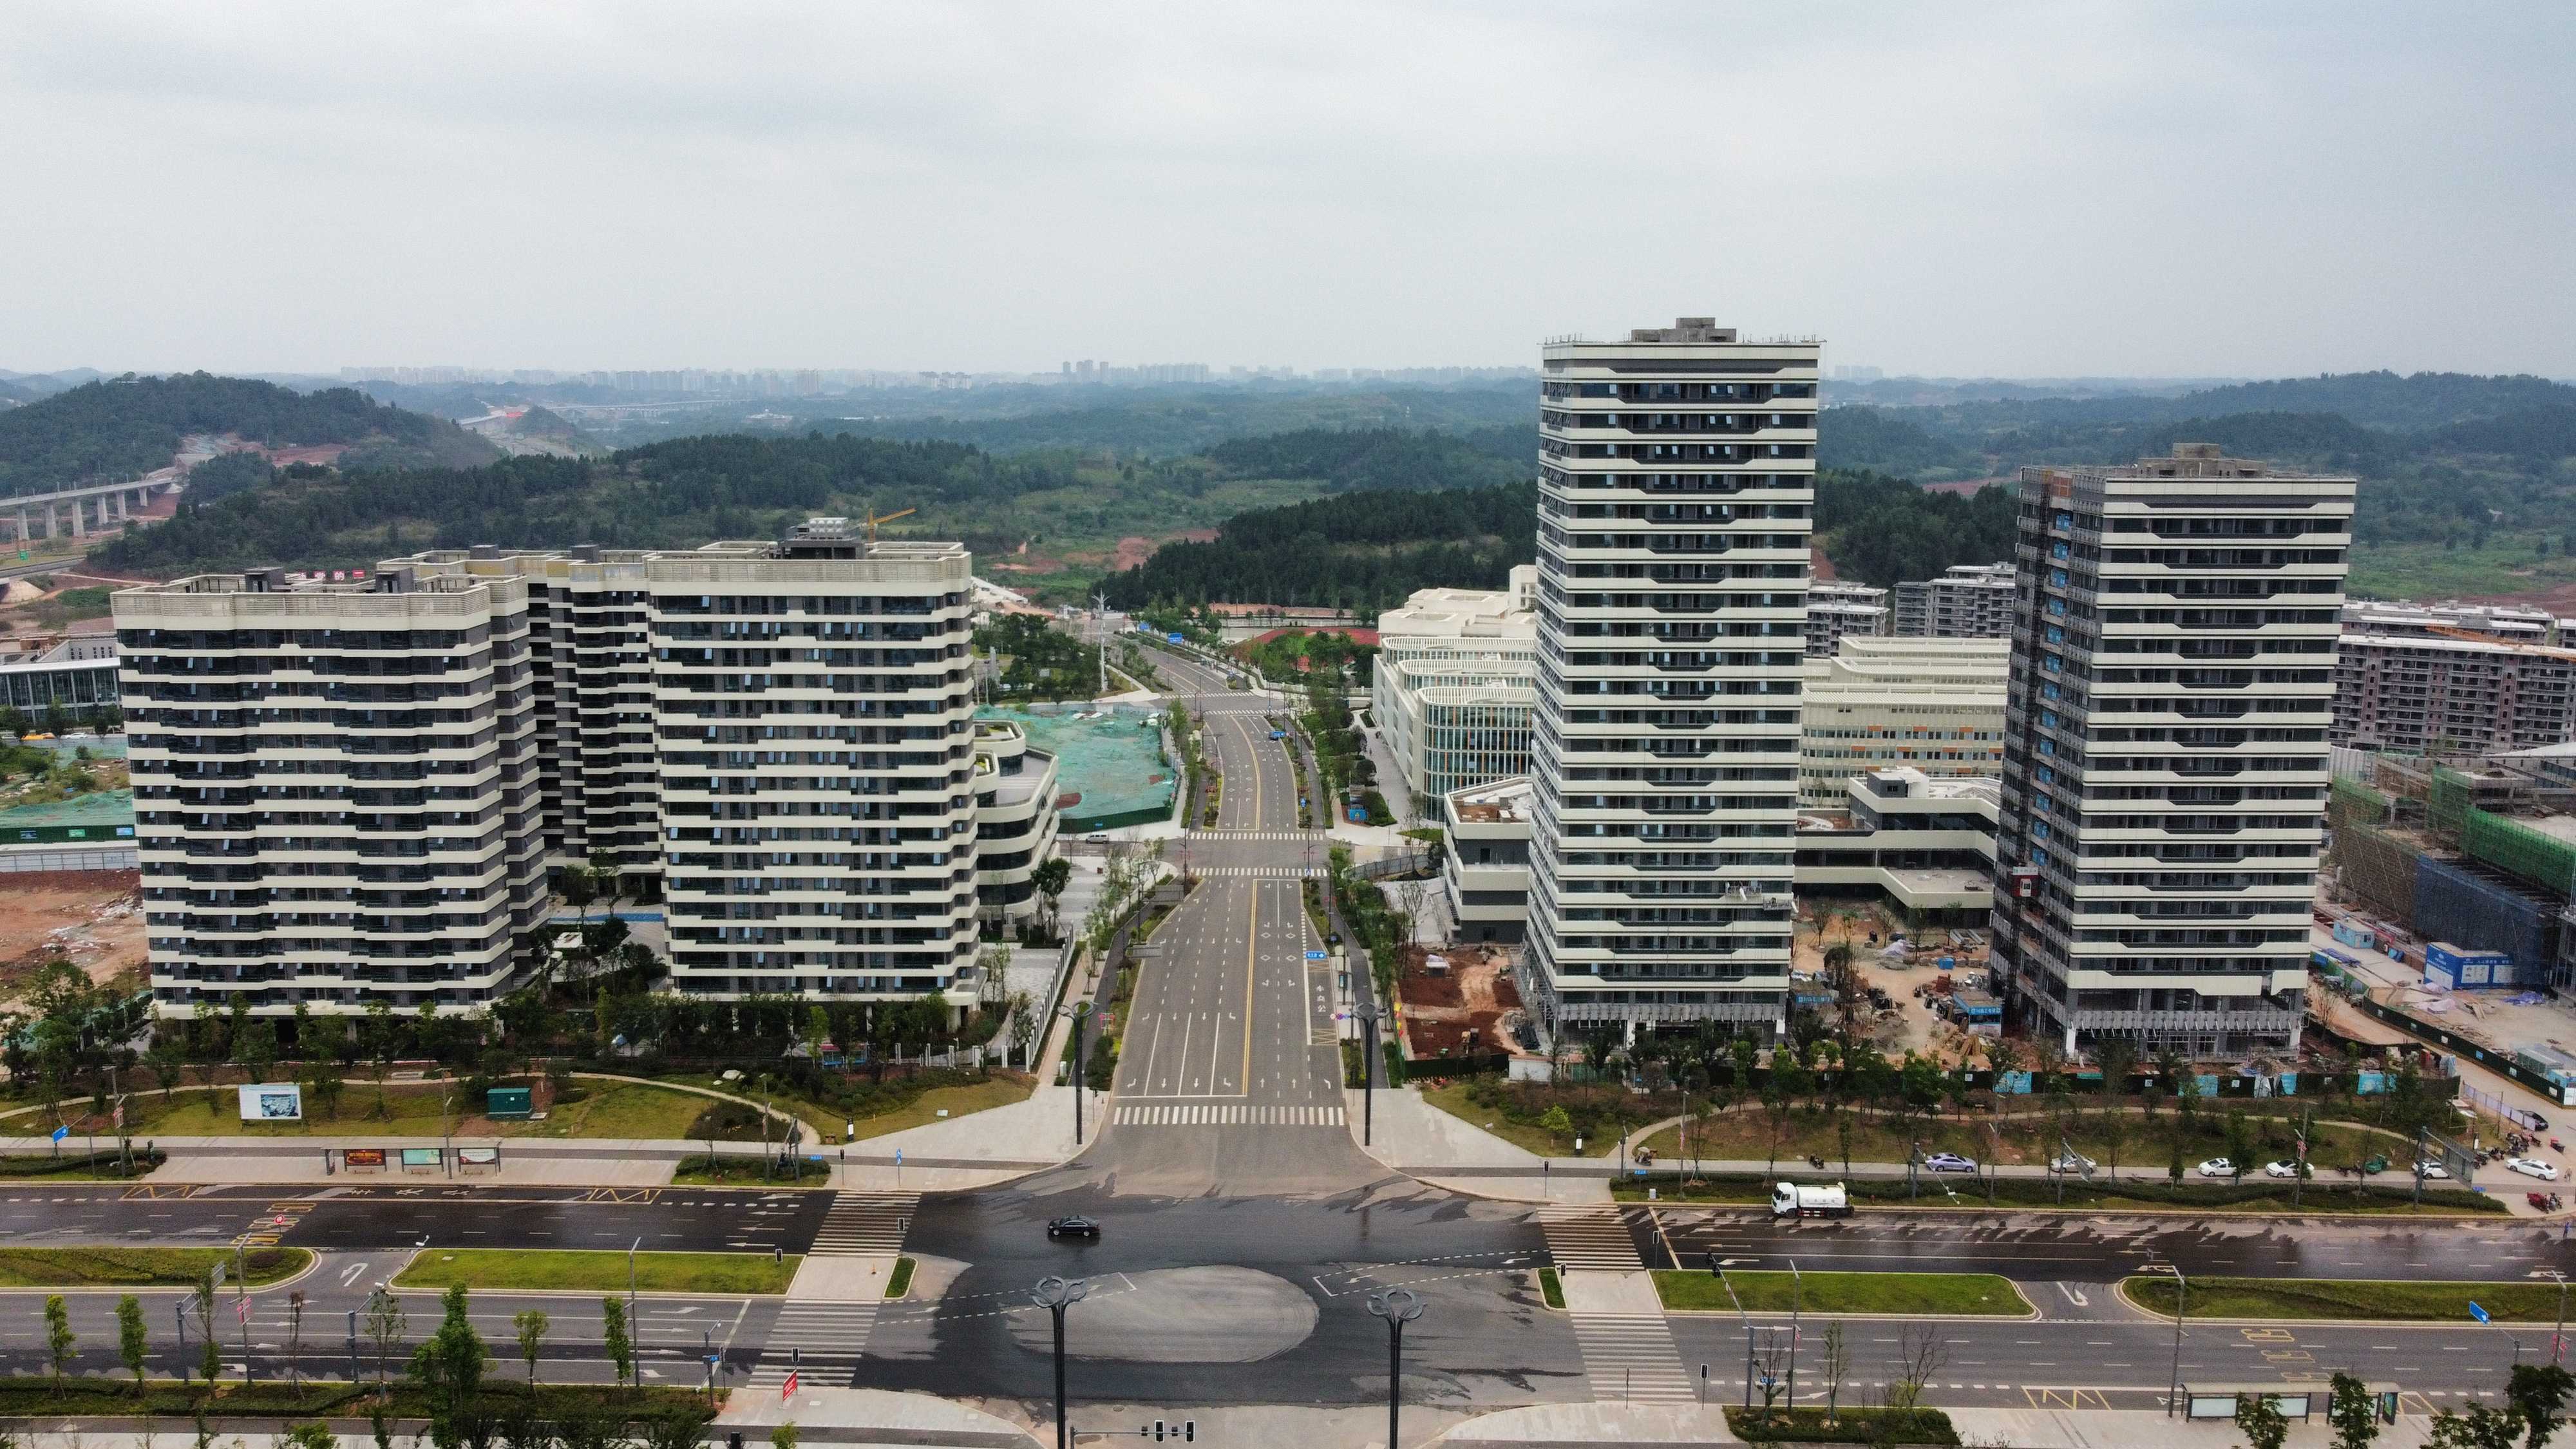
[1,1,2568,377]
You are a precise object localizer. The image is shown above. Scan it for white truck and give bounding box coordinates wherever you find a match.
[1771,1181,1851,1218]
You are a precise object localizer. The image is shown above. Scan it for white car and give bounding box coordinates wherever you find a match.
[2262,1160,2309,1179]
[2048,1153,2097,1175]
[2510,1158,2562,1181]
[2195,1157,2234,1179]
[2414,1161,2450,1180]
[1922,1152,1978,1174]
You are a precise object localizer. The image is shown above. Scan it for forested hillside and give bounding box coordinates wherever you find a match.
[0,372,494,497]
[1101,482,1537,612]
[1813,471,2019,587]
[1198,425,1532,492]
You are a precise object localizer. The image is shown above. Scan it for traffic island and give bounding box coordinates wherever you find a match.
[1727,1406,1958,1444]
[1655,1269,2030,1317]
[392,1248,799,1295]
[0,1246,310,1289]
[2121,1275,2575,1321]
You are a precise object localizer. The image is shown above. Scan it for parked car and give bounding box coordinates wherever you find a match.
[2414,1161,2450,1180]
[2262,1160,2312,1180]
[2194,1157,2234,1179]
[2047,1153,2096,1175]
[1046,1215,1102,1239]
[1922,1152,1977,1173]
[2510,1158,2562,1181]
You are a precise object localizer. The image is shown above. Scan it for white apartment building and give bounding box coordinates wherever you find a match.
[1804,580,1888,657]
[1371,567,1539,809]
[1989,445,2351,1061]
[1524,317,1816,1043]
[121,519,1054,1018]
[1894,562,2016,639]
[1797,635,2008,808]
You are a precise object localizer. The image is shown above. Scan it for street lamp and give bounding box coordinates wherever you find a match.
[1367,1286,1425,1449]
[2544,1269,2570,1365]
[2145,1255,2187,1418]
[1710,1255,1752,1409]
[1353,1003,1384,1146]
[1786,1258,1803,1412]
[627,1236,642,1386]
[1056,1001,1092,1144]
[1031,1274,1090,1449]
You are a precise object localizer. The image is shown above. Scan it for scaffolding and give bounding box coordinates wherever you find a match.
[2329,775,2391,834]
[2462,806,2576,898]
[2429,765,2474,840]
[2337,821,2420,925]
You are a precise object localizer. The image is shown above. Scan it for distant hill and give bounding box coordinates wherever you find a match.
[0,372,497,498]
[835,383,1536,457]
[1099,481,1537,612]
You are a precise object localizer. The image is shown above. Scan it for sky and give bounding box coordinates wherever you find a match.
[4,3,2571,380]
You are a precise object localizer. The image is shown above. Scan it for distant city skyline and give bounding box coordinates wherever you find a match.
[5,5,2570,378]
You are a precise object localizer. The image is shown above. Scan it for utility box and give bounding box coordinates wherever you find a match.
[486,1086,534,1120]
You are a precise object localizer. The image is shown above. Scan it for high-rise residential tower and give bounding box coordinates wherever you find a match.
[1522,319,1818,1045]
[1989,444,2352,1060]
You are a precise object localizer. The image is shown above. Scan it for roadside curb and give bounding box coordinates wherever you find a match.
[0,1246,323,1296]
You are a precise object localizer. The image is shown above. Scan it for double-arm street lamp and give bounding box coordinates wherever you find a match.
[1032,1274,1090,1449]
[1353,1003,1384,1146]
[1367,1287,1425,1449]
[2145,1254,2187,1418]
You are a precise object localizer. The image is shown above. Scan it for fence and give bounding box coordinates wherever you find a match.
[2349,992,2573,1106]
[0,845,136,872]
[2461,1080,2551,1131]
[1350,851,1432,880]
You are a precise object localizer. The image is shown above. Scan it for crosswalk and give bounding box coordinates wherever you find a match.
[808,1190,918,1256]
[1186,830,1326,840]
[1537,1204,1648,1271]
[744,1302,880,1390]
[1189,865,1321,878]
[1112,1101,1347,1127]
[1567,1313,1696,1404]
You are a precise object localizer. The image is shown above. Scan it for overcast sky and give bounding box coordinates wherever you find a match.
[5,3,2570,380]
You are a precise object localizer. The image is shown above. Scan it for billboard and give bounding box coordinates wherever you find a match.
[343,1148,387,1170]
[401,1148,443,1169]
[238,1083,303,1121]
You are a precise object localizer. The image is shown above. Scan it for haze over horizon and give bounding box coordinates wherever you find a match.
[4,3,2570,381]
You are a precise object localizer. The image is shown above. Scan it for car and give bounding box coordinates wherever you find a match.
[2414,1161,2450,1180]
[2262,1160,2311,1180]
[2047,1153,2096,1175]
[1922,1152,1977,1173]
[1083,833,1110,843]
[2510,1158,2562,1181]
[2533,1114,2553,1132]
[1046,1215,1101,1239]
[2195,1157,2234,1179]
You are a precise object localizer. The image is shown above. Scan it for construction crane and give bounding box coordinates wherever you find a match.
[864,507,915,544]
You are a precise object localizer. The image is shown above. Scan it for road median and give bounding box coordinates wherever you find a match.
[2121,1274,2574,1323]
[392,1247,798,1295]
[1655,1269,2031,1317]
[0,1247,310,1290]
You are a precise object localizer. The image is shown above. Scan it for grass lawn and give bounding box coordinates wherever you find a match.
[672,1072,1033,1146]
[116,1080,751,1141]
[1417,1080,1615,1157]
[0,1247,310,1289]
[667,1154,833,1188]
[2123,1276,2573,1322]
[1636,1104,2396,1175]
[887,1257,916,1298]
[0,1151,164,1181]
[1538,1267,1564,1310]
[393,1248,797,1295]
[1727,1406,1959,1445]
[1656,1269,2027,1316]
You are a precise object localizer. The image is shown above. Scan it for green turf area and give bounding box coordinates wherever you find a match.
[1538,1267,1564,1310]
[1417,1081,1616,1157]
[117,1079,759,1141]
[1635,1104,2401,1175]
[2122,1276,2575,1322]
[666,1154,834,1188]
[674,1071,1034,1148]
[887,1257,916,1298]
[392,1249,797,1295]
[1656,1269,2027,1317]
[0,1150,164,1180]
[0,1247,308,1289]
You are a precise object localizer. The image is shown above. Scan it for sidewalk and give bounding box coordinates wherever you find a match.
[1345,1083,1607,1202]
[1428,1403,2454,1448]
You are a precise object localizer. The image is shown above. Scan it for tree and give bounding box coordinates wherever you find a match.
[2095,1039,2138,1106]
[194,1270,222,1385]
[2222,1110,2258,1185]
[1539,1106,1573,1151]
[117,1293,148,1394]
[1761,1075,1795,1176]
[601,1296,634,1388]
[1886,1323,1947,1419]
[1984,1037,2024,1092]
[2430,1406,2527,1449]
[2095,1096,2132,1182]
[1819,1321,1852,1425]
[772,1424,800,1449]
[234,1018,279,1086]
[365,998,398,1119]
[2237,1391,2291,1449]
[410,1283,487,1419]
[287,1425,339,1449]
[561,865,597,921]
[2508,1363,2575,1449]
[512,1309,549,1385]
[2330,1372,2384,1449]
[366,1288,409,1390]
[44,1294,74,1389]
[146,1036,186,1101]
[304,1051,348,1121]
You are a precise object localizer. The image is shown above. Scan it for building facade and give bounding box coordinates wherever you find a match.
[1797,635,2007,808]
[1989,445,2351,1061]
[0,636,119,718]
[2332,603,2576,755]
[1524,317,1817,1043]
[1370,569,1539,808]
[1893,562,2016,639]
[1803,580,1888,657]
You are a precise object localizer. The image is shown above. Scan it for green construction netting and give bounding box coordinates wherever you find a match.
[2329,775,2389,833]
[2428,765,2473,838]
[976,704,1175,822]
[0,787,134,829]
[2463,806,2576,898]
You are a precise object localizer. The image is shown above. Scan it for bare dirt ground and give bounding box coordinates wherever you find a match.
[0,869,145,1004]
[1398,944,1520,1056]
[1797,904,1998,1066]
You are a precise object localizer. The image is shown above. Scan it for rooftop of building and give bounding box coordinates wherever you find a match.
[1446,775,1534,824]
[2034,442,2356,485]
[1544,317,1821,352]
[1854,766,2001,804]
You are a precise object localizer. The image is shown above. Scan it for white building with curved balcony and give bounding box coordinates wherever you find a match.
[1372,569,1539,810]
[971,717,1060,926]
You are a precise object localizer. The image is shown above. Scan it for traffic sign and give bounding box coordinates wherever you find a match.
[50,1126,67,1143]
[2472,1302,2492,1323]
[781,1369,799,1399]
[1305,950,1327,960]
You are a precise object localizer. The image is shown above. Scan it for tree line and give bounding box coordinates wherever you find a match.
[1101,480,1537,612]
[0,372,455,498]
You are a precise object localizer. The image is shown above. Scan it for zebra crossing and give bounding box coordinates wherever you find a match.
[1112,1101,1347,1127]
[1537,1204,1649,1271]
[1189,864,1321,878]
[1566,1313,1696,1403]
[1186,830,1325,840]
[745,1302,880,1390]
[808,1189,918,1256]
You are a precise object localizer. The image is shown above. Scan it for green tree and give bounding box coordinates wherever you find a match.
[2430,1406,2527,1449]
[600,1296,634,1388]
[409,1283,487,1417]
[2329,1372,2383,1449]
[2222,1110,2258,1184]
[194,1270,222,1385]
[1031,856,1073,936]
[234,1016,278,1085]
[117,1293,149,1394]
[2508,1363,2575,1449]
[44,1294,74,1388]
[2237,1391,2290,1449]
[286,1425,338,1449]
[772,1423,800,1449]
[303,1051,348,1121]
[512,1308,549,1385]
[1539,1106,1573,1151]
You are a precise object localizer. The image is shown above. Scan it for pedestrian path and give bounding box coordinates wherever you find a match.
[1564,1312,1696,1405]
[744,1301,881,1390]
[1112,1101,1347,1126]
[808,1189,918,1256]
[1537,1204,1648,1271]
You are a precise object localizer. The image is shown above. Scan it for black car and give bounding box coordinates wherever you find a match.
[1046,1215,1101,1240]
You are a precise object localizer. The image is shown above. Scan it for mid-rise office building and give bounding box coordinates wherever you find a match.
[120,520,1052,1018]
[1371,568,1539,808]
[1893,562,2016,639]
[0,636,120,719]
[1803,580,1887,657]
[1524,317,1816,1043]
[1989,444,2351,1060]
[1797,635,2007,808]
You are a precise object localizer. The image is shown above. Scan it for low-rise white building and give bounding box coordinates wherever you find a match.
[1804,580,1888,657]
[1370,567,1538,811]
[1798,635,2009,808]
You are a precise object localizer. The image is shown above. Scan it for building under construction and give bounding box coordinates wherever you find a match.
[2333,611,2576,754]
[2327,753,2576,990]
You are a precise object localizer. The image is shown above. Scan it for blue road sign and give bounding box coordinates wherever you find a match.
[1305,950,1327,960]
[2472,1302,2492,1323]
[50,1126,67,1143]
[895,1148,904,1166]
